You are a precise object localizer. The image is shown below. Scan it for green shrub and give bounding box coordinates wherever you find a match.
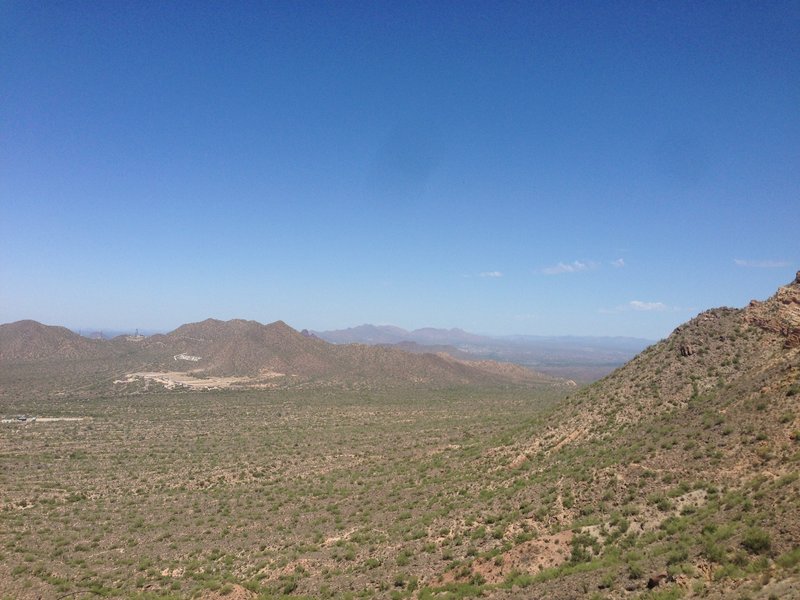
[714,563,744,580]
[627,561,643,579]
[667,547,689,565]
[702,539,726,563]
[776,547,800,569]
[219,583,234,595]
[741,528,771,554]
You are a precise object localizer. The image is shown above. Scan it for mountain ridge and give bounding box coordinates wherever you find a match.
[0,317,562,389]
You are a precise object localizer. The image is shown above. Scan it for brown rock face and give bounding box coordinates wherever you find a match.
[744,272,800,348]
[647,573,673,589]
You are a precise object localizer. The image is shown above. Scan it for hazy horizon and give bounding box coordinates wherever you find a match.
[53,319,658,343]
[2,2,798,339]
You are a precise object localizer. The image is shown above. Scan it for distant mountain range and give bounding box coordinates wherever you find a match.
[0,320,654,386]
[0,318,564,390]
[313,325,653,382]
[313,324,488,346]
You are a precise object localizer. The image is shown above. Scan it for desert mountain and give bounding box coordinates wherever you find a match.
[546,270,800,440]
[474,271,800,596]
[0,317,562,389]
[153,318,332,377]
[0,320,106,361]
[145,318,558,386]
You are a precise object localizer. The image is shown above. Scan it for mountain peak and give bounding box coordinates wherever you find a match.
[266,320,294,331]
[0,319,102,361]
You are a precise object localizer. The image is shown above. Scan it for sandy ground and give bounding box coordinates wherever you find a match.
[1,417,85,423]
[115,371,285,390]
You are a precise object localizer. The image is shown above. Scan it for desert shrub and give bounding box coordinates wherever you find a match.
[627,561,643,579]
[714,563,744,580]
[661,516,688,535]
[741,528,771,554]
[702,539,727,563]
[776,547,800,569]
[667,546,689,565]
[569,533,600,564]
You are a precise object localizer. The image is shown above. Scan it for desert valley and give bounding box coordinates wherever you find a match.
[3,5,797,598]
[1,273,798,599]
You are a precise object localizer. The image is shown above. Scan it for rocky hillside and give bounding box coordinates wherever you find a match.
[472,271,800,597]
[544,271,800,440]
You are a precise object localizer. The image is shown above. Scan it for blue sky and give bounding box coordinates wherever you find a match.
[2,1,798,338]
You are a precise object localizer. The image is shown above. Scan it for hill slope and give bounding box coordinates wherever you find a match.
[459,271,800,597]
[0,320,105,361]
[547,270,800,440]
[147,318,559,387]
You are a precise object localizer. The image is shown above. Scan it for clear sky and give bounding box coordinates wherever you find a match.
[2,1,798,339]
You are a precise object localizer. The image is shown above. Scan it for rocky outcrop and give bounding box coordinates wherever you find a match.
[744,271,800,348]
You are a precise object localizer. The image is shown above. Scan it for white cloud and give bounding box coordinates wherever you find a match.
[629,300,667,311]
[479,271,503,278]
[611,258,625,268]
[541,260,594,275]
[599,300,673,314]
[734,259,789,268]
